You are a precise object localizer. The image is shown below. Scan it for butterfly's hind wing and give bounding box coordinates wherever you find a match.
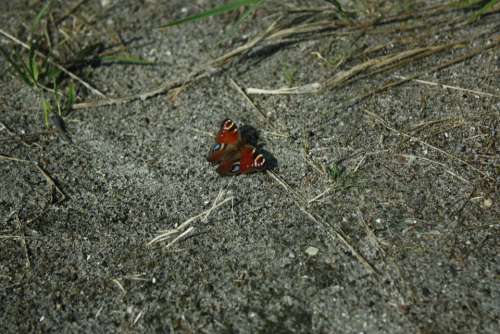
[216,145,266,176]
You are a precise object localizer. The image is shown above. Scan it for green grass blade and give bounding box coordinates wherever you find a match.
[66,83,76,111]
[159,0,263,28]
[73,43,104,62]
[32,0,53,33]
[28,46,39,83]
[0,45,34,86]
[452,0,500,22]
[43,58,62,83]
[42,100,52,128]
[471,0,499,20]
[222,0,264,38]
[232,0,264,24]
[451,0,484,8]
[323,0,355,19]
[53,80,62,115]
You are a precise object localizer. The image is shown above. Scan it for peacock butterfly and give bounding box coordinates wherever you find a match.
[207,119,266,176]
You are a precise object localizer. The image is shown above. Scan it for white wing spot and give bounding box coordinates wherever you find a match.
[255,154,265,167]
[223,120,234,131]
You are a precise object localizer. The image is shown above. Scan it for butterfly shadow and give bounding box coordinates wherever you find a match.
[239,124,278,172]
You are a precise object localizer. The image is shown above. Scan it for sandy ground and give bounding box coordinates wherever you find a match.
[1,0,499,333]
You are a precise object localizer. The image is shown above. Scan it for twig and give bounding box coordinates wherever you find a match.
[0,28,106,97]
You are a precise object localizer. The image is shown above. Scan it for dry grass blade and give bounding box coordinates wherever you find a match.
[357,210,386,255]
[35,163,66,200]
[352,35,500,106]
[0,154,31,163]
[266,170,377,275]
[393,75,500,99]
[268,20,344,41]
[266,170,305,203]
[54,0,89,26]
[148,192,233,248]
[363,109,493,181]
[73,17,282,110]
[229,78,270,121]
[0,121,44,148]
[245,83,322,95]
[324,45,446,88]
[398,154,470,184]
[209,16,282,68]
[15,215,31,270]
[133,309,144,326]
[0,155,66,201]
[0,235,25,240]
[307,187,334,204]
[72,78,187,109]
[246,42,461,95]
[112,279,126,294]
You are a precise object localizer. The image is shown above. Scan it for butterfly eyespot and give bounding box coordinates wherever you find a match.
[231,162,241,174]
[212,143,224,152]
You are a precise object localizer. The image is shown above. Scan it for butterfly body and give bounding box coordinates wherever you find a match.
[207,119,266,176]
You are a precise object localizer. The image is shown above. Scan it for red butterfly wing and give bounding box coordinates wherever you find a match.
[215,119,240,145]
[207,119,241,163]
[216,145,266,176]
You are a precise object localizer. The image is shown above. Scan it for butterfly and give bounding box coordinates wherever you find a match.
[207,119,266,176]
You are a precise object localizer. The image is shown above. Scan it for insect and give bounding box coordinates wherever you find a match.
[207,119,266,176]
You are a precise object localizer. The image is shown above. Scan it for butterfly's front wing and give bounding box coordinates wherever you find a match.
[216,145,266,176]
[215,119,240,145]
[207,119,242,163]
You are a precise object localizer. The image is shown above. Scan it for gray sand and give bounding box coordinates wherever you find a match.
[1,0,499,333]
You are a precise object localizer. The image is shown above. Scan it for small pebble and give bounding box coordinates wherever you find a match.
[305,246,319,257]
[482,198,492,209]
